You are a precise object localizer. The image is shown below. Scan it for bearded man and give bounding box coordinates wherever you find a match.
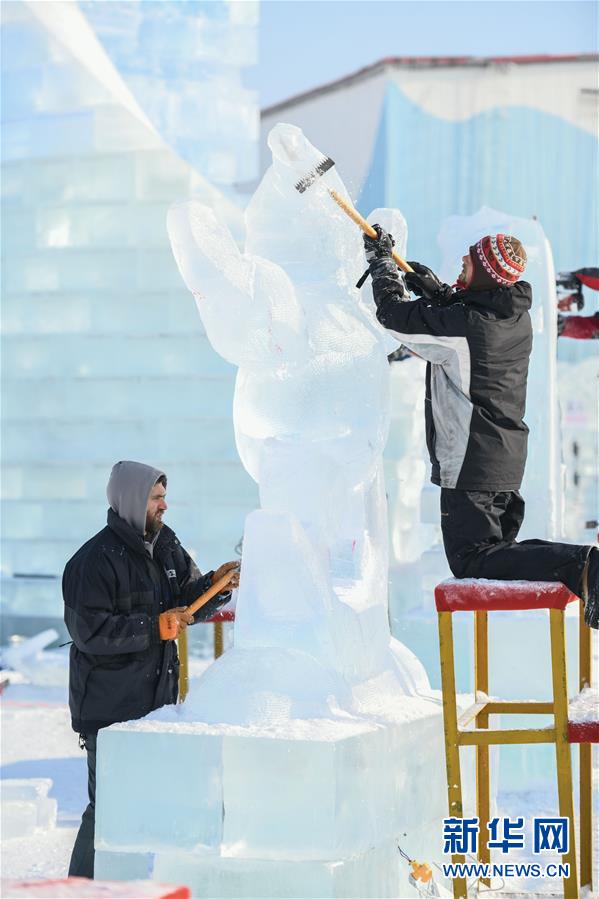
[63,460,240,878]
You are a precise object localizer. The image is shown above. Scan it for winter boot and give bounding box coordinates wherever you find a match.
[582,546,599,629]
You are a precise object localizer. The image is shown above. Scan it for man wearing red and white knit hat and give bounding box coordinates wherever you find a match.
[457,233,527,290]
[362,227,598,629]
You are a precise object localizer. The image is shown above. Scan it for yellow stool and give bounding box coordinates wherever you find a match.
[568,614,596,892]
[435,579,581,899]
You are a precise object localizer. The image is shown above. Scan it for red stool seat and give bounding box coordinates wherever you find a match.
[435,578,579,613]
[568,720,599,742]
[205,609,235,623]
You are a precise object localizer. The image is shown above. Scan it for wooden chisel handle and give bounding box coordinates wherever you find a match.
[186,570,236,618]
[328,189,414,273]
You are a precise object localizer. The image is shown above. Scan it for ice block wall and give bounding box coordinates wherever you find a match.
[80,0,259,188]
[0,0,259,633]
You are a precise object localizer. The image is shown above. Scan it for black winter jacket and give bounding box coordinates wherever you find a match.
[64,509,224,734]
[372,264,533,491]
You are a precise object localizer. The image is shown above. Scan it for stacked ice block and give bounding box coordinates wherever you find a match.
[96,704,452,897]
[1,779,57,840]
[80,0,259,187]
[1,1,259,627]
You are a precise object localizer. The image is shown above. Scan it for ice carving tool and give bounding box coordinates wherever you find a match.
[178,569,237,703]
[294,156,414,273]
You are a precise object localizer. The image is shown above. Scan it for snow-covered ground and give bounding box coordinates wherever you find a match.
[0,656,212,884]
[1,679,82,881]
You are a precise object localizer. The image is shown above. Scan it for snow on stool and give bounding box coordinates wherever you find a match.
[568,685,599,742]
[1,778,57,840]
[2,878,190,898]
[434,577,579,612]
[568,682,598,891]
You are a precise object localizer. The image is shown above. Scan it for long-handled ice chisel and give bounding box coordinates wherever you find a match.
[178,569,237,702]
[294,156,413,273]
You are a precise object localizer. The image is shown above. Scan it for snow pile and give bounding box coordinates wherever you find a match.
[1,779,57,840]
[2,631,69,687]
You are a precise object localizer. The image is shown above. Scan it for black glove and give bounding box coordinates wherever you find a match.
[405,261,453,306]
[196,591,232,622]
[363,225,395,265]
[557,313,566,337]
[556,270,580,292]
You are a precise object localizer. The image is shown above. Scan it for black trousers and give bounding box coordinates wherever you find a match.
[68,732,97,879]
[440,488,590,596]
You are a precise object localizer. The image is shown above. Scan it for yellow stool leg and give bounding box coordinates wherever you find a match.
[579,606,592,889]
[475,610,491,886]
[438,611,468,899]
[214,620,224,659]
[177,628,189,703]
[549,608,578,898]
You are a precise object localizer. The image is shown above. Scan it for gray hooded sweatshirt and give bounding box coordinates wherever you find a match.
[106,461,165,552]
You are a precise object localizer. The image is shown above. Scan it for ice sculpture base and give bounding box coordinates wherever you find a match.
[97,841,403,898]
[96,700,466,897]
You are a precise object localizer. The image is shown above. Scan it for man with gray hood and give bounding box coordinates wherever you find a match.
[63,460,240,878]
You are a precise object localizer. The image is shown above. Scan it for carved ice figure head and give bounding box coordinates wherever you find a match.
[245,123,364,292]
[168,124,400,498]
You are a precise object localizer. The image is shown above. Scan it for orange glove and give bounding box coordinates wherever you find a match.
[158,607,193,641]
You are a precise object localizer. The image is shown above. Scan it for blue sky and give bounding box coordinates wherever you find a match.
[247,1,598,108]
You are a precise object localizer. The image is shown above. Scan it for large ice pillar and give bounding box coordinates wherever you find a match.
[80,0,259,186]
[1,0,258,641]
[95,125,464,896]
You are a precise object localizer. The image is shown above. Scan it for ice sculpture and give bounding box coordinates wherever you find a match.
[165,123,428,703]
[95,125,467,897]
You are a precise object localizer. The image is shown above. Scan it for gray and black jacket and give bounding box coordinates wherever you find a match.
[371,265,533,491]
[64,462,229,734]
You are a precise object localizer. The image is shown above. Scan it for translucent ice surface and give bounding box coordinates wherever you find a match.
[96,701,461,898]
[1,0,256,611]
[80,0,259,183]
[167,123,426,700]
[1,779,57,840]
[1,629,69,686]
